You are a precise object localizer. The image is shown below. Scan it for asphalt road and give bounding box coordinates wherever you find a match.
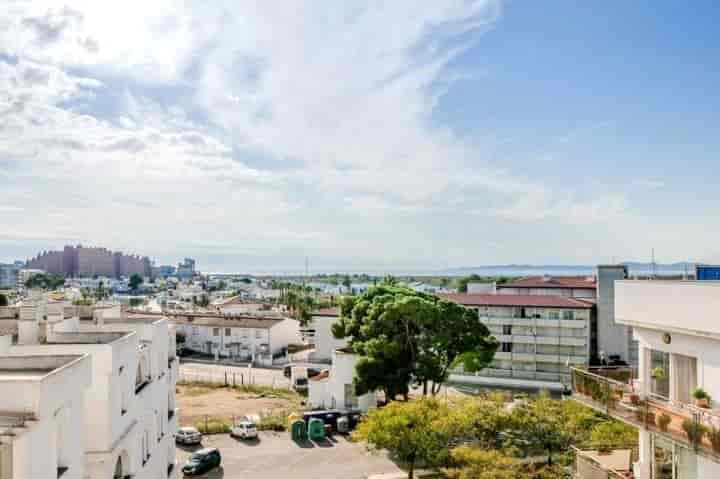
[176,432,403,479]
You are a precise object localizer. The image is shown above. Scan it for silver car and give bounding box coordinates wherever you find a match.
[175,426,202,445]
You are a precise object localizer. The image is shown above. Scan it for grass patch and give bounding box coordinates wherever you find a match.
[195,418,232,434]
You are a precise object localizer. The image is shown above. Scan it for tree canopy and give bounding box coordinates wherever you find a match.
[353,398,464,479]
[24,273,65,290]
[128,273,143,291]
[332,284,498,400]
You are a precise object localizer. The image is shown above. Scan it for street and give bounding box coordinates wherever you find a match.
[175,432,403,479]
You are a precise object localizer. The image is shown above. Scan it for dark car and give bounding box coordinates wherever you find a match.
[182,447,221,476]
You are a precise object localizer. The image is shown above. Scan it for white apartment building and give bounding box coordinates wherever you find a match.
[572,280,720,479]
[302,308,348,363]
[308,348,376,412]
[443,293,594,391]
[0,350,91,479]
[175,315,300,366]
[495,275,598,298]
[4,301,178,479]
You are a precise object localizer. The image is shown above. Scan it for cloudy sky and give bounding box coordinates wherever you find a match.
[2,1,720,273]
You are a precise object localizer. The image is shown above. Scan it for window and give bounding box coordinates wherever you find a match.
[213,328,220,336]
[548,310,560,320]
[502,325,512,335]
[255,330,263,339]
[225,328,231,336]
[562,310,574,320]
[501,342,512,353]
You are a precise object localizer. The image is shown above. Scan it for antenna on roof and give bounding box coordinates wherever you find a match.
[651,248,657,279]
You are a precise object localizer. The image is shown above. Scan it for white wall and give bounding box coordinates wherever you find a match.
[310,315,347,362]
[616,280,720,338]
[269,319,301,354]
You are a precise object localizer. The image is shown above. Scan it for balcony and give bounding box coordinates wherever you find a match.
[570,367,720,463]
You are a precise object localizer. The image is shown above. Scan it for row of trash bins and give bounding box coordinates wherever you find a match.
[288,410,363,441]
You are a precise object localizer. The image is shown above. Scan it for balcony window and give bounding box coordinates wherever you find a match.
[649,349,671,400]
[502,325,512,335]
[213,328,220,337]
[501,342,512,353]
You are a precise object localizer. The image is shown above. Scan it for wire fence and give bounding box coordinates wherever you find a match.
[178,368,293,390]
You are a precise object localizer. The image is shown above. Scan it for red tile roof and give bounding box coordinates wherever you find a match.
[497,276,597,290]
[312,307,340,317]
[440,293,594,309]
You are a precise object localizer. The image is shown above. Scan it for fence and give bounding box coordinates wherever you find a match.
[178,368,293,390]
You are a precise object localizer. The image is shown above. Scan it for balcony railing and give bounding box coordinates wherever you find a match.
[570,367,720,462]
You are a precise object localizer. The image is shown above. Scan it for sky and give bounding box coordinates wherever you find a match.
[1,0,720,273]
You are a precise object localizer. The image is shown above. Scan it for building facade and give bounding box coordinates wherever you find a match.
[572,280,720,479]
[0,352,91,479]
[308,348,377,412]
[302,308,348,363]
[443,293,594,391]
[174,315,300,366]
[0,262,23,289]
[25,245,153,279]
[3,301,178,479]
[496,275,598,298]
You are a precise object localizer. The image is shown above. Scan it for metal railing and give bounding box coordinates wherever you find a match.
[570,367,720,462]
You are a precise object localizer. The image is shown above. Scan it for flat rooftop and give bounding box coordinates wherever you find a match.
[0,354,86,381]
[46,331,129,345]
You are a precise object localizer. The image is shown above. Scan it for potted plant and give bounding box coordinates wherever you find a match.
[657,413,672,432]
[651,367,666,380]
[708,426,720,453]
[692,388,711,408]
[629,393,641,406]
[682,418,708,446]
[635,402,655,424]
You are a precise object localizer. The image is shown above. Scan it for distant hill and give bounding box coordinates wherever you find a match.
[446,262,697,277]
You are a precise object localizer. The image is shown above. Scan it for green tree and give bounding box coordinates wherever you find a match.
[332,285,498,400]
[342,275,352,291]
[443,447,522,479]
[589,421,638,449]
[25,273,65,290]
[128,273,143,291]
[0,294,8,307]
[507,395,576,465]
[353,398,463,479]
[455,274,483,293]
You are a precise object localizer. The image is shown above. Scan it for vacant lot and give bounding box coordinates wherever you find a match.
[177,382,303,428]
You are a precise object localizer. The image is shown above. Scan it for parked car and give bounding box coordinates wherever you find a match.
[230,420,258,440]
[182,447,221,476]
[175,426,202,445]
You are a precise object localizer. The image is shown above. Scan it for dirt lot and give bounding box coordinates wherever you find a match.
[177,383,303,428]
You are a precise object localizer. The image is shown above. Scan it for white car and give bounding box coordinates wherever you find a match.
[231,421,258,440]
[175,426,202,445]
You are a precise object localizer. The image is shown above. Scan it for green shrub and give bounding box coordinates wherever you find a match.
[195,419,232,434]
[682,419,707,445]
[692,387,710,401]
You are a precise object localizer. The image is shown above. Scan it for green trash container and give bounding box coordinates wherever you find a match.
[307,418,325,441]
[291,420,307,441]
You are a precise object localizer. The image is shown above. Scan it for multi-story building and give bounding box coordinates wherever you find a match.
[571,280,720,479]
[174,314,300,366]
[308,347,377,412]
[4,301,178,479]
[442,293,594,391]
[0,262,23,289]
[0,349,91,479]
[25,245,153,279]
[482,266,634,366]
[495,275,598,298]
[176,258,196,280]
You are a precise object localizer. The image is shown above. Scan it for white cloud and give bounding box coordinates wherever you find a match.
[0,1,645,270]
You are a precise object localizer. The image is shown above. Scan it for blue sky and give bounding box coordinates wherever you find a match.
[1,1,719,273]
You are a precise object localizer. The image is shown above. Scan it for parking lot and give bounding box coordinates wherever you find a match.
[176,431,404,478]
